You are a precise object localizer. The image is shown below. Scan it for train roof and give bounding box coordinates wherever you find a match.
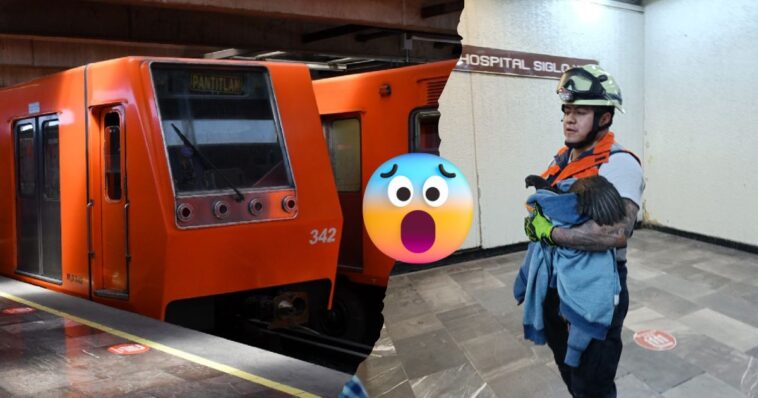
[0,56,312,93]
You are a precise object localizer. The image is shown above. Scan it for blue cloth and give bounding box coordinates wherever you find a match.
[339,375,369,398]
[514,183,621,367]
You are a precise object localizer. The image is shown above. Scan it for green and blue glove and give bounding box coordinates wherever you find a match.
[524,204,556,246]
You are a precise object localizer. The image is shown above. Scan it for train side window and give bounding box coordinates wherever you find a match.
[15,123,36,197]
[103,112,122,201]
[324,118,361,192]
[410,108,441,155]
[42,120,60,200]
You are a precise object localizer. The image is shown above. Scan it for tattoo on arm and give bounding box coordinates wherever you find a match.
[551,199,639,252]
[620,199,639,238]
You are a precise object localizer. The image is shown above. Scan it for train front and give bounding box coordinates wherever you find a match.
[138,59,342,333]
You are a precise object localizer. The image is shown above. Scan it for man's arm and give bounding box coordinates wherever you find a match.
[551,199,639,251]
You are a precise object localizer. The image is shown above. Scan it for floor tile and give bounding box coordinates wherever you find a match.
[460,331,533,380]
[162,362,226,382]
[374,380,415,398]
[618,343,704,393]
[392,329,469,380]
[486,361,570,398]
[665,264,732,291]
[740,356,758,398]
[632,286,700,319]
[614,374,663,398]
[694,291,758,329]
[436,303,503,344]
[468,286,519,317]
[72,369,186,396]
[416,283,476,313]
[692,260,758,284]
[382,285,435,324]
[360,360,408,398]
[19,387,90,398]
[0,355,101,395]
[448,268,506,291]
[645,274,715,301]
[678,308,758,352]
[409,363,497,398]
[627,263,667,281]
[661,373,744,398]
[672,332,753,390]
[385,312,445,341]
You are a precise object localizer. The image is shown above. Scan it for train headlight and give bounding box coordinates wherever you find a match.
[248,198,264,216]
[176,203,194,223]
[213,200,231,220]
[282,196,298,214]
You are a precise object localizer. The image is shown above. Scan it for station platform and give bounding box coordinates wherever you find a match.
[358,229,758,398]
[0,276,351,397]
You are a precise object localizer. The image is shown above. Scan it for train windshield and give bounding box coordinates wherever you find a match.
[151,64,293,196]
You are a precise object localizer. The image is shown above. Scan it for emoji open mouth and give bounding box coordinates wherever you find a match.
[401,210,435,253]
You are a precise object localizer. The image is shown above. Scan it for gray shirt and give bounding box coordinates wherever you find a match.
[598,152,645,262]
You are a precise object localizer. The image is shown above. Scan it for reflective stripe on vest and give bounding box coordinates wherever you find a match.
[541,131,640,186]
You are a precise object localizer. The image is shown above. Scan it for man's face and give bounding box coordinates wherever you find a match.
[562,105,595,146]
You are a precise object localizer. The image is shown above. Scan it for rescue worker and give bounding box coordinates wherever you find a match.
[525,64,644,397]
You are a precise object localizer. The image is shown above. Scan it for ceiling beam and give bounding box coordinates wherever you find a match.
[302,25,370,44]
[0,0,458,61]
[421,1,465,19]
[87,0,460,35]
[356,30,400,43]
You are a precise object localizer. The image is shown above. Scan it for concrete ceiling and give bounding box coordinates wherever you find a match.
[0,0,463,86]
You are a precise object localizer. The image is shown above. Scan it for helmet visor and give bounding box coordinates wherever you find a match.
[556,68,605,101]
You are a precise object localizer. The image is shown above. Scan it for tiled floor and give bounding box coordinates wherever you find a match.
[357,229,758,397]
[0,298,295,397]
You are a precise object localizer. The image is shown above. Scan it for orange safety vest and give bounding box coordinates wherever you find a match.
[541,131,640,186]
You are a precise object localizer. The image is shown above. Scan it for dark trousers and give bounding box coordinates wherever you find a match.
[543,262,629,398]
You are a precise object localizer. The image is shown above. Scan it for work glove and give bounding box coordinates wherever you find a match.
[524,204,556,246]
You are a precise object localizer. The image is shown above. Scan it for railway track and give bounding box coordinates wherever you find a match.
[218,318,376,374]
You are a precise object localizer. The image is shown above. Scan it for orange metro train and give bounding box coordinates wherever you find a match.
[313,60,455,340]
[0,56,456,345]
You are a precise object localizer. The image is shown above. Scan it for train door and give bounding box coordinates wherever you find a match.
[410,108,441,154]
[322,116,362,270]
[89,107,130,299]
[13,115,62,283]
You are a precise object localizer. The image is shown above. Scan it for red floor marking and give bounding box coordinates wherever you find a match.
[633,329,677,351]
[1,307,35,315]
[108,343,150,355]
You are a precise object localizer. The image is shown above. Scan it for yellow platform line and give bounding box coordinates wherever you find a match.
[0,290,321,398]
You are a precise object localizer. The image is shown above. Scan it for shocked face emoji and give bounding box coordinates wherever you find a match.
[363,153,474,264]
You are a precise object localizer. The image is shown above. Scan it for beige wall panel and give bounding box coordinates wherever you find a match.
[644,0,758,244]
[439,71,480,250]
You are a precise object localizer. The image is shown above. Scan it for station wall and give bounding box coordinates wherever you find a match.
[439,0,645,249]
[643,0,758,246]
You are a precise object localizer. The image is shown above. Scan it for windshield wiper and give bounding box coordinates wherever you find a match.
[171,123,244,202]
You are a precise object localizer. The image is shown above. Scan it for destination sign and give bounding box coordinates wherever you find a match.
[190,73,244,95]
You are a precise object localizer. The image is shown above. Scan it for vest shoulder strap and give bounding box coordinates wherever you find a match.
[609,149,641,165]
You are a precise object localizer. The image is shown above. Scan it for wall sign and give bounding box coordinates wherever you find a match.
[455,45,598,79]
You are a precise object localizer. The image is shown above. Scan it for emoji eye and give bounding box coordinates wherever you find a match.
[422,175,449,208]
[387,176,413,207]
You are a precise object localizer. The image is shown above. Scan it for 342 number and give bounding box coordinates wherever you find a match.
[309,228,337,245]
